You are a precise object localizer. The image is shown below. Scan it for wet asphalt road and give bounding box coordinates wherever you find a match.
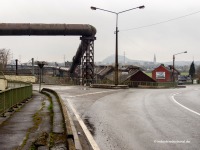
[34,84,200,150]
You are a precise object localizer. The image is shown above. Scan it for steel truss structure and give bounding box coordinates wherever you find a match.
[80,36,96,85]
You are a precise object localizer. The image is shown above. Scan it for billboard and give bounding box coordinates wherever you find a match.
[156,72,165,79]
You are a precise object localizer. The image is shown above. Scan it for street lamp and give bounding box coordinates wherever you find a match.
[91,5,145,85]
[172,51,187,83]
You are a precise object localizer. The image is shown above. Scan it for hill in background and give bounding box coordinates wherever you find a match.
[96,55,200,67]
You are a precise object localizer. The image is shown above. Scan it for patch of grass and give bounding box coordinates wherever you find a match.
[48,101,53,112]
[180,72,189,76]
[49,132,66,148]
[42,101,45,108]
[49,132,54,147]
[32,112,42,131]
[145,72,152,77]
[29,144,37,150]
[41,92,53,113]
[18,132,30,150]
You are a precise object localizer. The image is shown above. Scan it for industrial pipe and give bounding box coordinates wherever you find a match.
[0,23,96,36]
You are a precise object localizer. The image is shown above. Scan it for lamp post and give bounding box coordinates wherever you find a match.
[91,5,145,85]
[172,51,187,83]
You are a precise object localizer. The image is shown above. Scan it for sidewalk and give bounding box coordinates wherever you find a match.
[0,91,67,149]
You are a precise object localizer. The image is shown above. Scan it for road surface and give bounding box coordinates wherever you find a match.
[34,85,200,150]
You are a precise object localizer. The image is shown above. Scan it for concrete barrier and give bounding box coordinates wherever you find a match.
[91,84,129,89]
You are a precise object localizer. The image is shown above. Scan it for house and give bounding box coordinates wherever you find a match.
[104,65,155,83]
[95,65,114,79]
[152,64,180,82]
[122,69,156,82]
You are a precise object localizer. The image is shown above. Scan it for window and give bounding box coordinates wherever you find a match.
[156,72,165,79]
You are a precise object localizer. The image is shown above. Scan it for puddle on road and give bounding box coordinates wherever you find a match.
[80,87,90,91]
[84,116,95,136]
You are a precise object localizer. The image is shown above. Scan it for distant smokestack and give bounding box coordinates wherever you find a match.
[15,59,18,75]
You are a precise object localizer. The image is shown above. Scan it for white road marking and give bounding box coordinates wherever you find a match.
[171,93,200,116]
[193,88,200,91]
[67,90,116,98]
[66,99,101,150]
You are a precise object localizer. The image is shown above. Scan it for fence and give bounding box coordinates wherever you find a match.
[122,81,177,88]
[0,82,32,116]
[69,78,180,88]
[92,79,177,88]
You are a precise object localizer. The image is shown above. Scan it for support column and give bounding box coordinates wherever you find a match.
[80,36,95,85]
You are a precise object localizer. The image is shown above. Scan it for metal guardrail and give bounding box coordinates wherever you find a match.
[0,82,32,116]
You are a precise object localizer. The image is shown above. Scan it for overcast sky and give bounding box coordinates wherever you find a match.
[0,0,200,63]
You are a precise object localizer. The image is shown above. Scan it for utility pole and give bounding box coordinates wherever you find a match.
[15,59,18,75]
[32,58,34,76]
[124,51,126,65]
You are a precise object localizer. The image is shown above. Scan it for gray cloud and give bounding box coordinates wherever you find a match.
[0,0,199,63]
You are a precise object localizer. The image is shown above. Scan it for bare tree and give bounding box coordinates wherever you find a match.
[0,48,10,71]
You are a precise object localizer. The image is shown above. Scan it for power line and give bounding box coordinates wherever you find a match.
[121,10,200,31]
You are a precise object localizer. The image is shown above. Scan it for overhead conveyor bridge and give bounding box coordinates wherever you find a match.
[0,23,96,84]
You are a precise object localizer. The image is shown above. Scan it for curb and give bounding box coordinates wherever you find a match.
[41,88,78,150]
[91,84,129,89]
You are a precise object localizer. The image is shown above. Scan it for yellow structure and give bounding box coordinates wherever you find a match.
[5,75,36,83]
[0,72,8,90]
